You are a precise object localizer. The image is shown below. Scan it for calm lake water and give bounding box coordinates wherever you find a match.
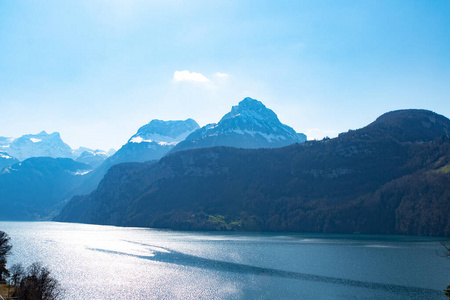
[0,221,448,299]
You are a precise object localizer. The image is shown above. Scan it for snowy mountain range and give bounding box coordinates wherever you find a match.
[0,132,113,167]
[1,98,306,167]
[171,97,306,153]
[57,109,450,237]
[0,97,309,221]
[2,131,73,161]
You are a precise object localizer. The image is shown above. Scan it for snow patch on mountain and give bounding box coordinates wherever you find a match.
[70,170,92,176]
[0,152,14,159]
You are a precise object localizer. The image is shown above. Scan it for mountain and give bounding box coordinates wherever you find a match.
[171,97,306,153]
[72,147,95,159]
[0,157,91,220]
[115,118,200,163]
[345,108,450,142]
[0,137,16,169]
[74,149,109,168]
[73,119,200,195]
[56,109,450,236]
[5,131,73,161]
[0,151,19,170]
[129,118,200,145]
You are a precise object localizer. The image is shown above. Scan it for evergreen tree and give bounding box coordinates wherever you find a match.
[0,231,12,258]
[0,231,12,283]
[0,258,10,283]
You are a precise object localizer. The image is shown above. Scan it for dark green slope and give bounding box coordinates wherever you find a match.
[56,109,450,236]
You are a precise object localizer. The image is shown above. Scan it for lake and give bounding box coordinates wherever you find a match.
[0,222,448,299]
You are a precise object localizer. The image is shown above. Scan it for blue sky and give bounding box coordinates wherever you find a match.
[1,0,449,150]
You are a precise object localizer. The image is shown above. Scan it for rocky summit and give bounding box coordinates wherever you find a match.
[171,97,306,153]
[104,118,200,166]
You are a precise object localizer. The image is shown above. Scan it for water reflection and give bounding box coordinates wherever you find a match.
[88,241,441,298]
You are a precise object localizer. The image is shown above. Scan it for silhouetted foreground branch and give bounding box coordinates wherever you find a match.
[440,239,450,299]
[0,231,61,300]
[11,262,62,300]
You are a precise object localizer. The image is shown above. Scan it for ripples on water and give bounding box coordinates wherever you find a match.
[0,222,447,299]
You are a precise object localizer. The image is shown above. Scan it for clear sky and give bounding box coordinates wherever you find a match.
[1,0,449,151]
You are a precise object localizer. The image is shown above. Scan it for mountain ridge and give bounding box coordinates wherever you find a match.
[71,118,200,195]
[56,109,450,236]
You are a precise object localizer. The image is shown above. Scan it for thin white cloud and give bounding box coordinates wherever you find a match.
[174,70,209,83]
[215,72,229,78]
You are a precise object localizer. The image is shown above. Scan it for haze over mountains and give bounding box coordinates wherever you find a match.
[1,98,449,237]
[0,98,308,220]
[1,131,73,161]
[0,131,115,168]
[0,157,91,220]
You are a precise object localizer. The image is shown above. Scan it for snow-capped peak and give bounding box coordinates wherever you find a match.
[171,97,307,152]
[6,131,73,161]
[128,119,200,145]
[213,97,302,141]
[220,97,279,123]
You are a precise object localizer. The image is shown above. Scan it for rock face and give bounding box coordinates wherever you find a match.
[57,109,450,236]
[4,131,73,161]
[0,157,91,220]
[171,98,306,153]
